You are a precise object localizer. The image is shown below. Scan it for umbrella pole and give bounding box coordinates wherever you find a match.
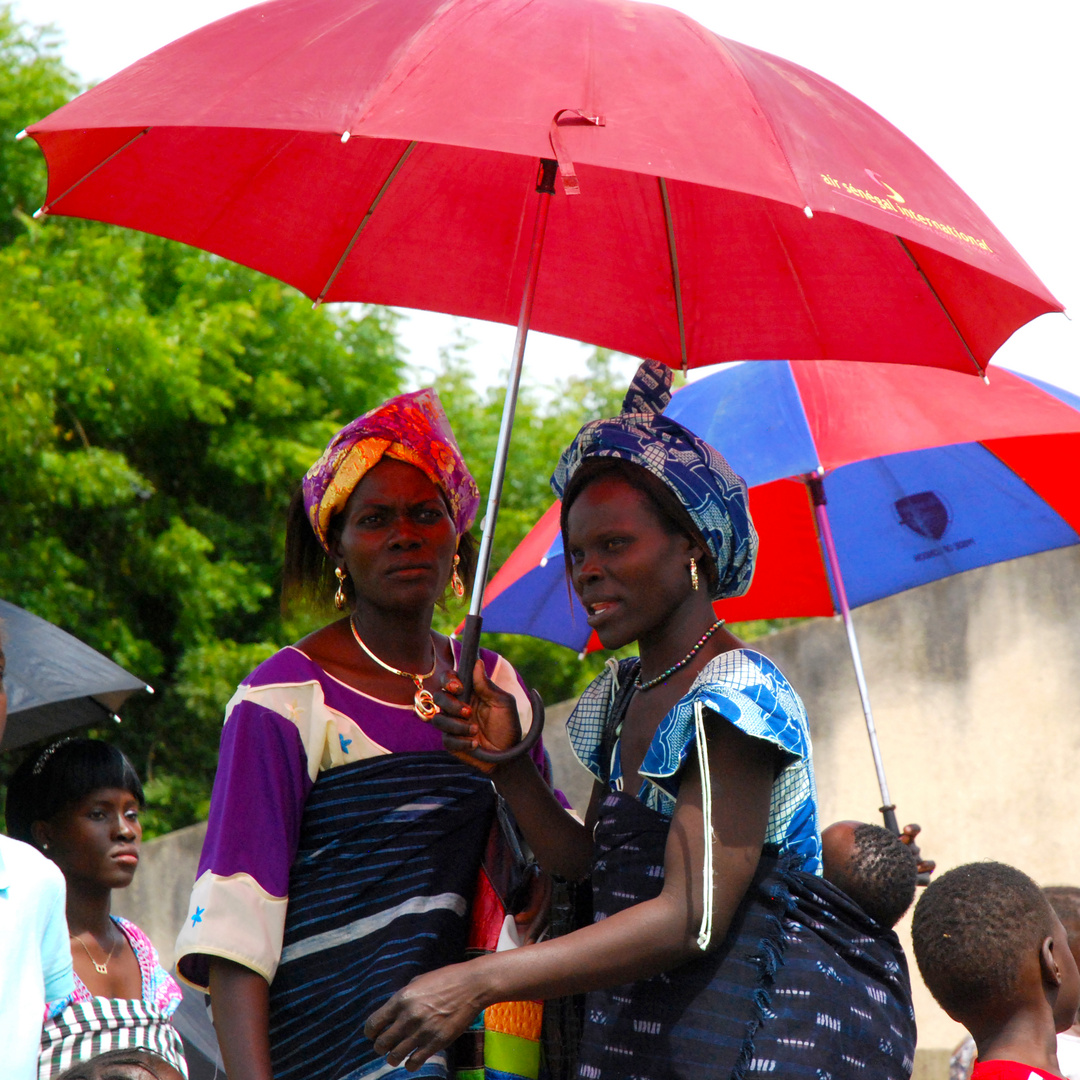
[457,158,559,709]
[807,476,901,836]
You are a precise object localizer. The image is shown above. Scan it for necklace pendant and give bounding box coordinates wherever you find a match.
[93,960,109,974]
[414,688,438,722]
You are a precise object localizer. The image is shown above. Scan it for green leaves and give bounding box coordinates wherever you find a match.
[0,8,77,246]
[0,9,402,835]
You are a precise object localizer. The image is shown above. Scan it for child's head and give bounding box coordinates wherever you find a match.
[821,819,918,928]
[1044,886,1080,980]
[56,1048,185,1080]
[912,862,1080,1038]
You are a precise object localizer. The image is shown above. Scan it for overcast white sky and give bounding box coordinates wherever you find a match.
[10,0,1079,396]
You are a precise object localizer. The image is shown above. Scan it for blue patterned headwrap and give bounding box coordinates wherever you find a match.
[551,360,757,601]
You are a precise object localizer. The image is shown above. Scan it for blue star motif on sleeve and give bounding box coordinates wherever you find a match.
[191,906,205,926]
[339,734,353,754]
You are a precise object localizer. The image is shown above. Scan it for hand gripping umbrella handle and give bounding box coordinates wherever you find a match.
[456,614,546,764]
[471,687,545,765]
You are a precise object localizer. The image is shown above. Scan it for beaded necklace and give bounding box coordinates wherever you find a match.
[634,619,725,692]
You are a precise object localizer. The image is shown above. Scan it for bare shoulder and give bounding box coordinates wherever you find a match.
[294,618,351,668]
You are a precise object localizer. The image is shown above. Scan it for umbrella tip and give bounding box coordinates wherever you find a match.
[540,557,548,568]
[32,206,45,219]
[803,205,814,219]
[145,684,155,695]
[341,130,351,143]
[982,372,991,386]
[578,651,587,661]
[15,128,27,141]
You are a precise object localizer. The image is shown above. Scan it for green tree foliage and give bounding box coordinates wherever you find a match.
[422,341,636,703]
[0,9,791,836]
[0,215,402,831]
[0,6,73,246]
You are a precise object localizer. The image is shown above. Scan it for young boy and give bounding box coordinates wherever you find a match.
[821,819,919,928]
[913,862,1080,1079]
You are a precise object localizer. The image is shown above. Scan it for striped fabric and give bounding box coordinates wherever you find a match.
[267,752,495,1080]
[576,790,915,1079]
[38,995,187,1080]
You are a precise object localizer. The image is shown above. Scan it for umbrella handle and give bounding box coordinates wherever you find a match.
[472,688,546,765]
[456,615,546,764]
[456,613,483,702]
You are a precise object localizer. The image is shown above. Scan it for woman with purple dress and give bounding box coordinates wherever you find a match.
[175,389,555,1080]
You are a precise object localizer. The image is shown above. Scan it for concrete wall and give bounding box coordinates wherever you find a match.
[762,544,1080,1060]
[119,544,1080,1073]
[113,820,206,971]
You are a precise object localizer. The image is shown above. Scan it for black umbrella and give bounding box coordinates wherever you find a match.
[0,600,152,751]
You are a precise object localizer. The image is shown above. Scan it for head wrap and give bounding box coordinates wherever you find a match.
[551,359,757,600]
[303,388,480,552]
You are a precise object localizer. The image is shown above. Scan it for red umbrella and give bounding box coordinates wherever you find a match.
[23,0,1062,721]
[24,0,1058,374]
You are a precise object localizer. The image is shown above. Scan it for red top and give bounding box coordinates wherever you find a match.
[972,1060,1062,1079]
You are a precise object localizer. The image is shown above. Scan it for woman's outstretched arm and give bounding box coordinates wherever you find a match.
[209,957,274,1080]
[366,711,777,1071]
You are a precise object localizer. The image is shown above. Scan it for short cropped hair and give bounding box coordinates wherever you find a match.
[1044,886,1080,940]
[912,861,1054,1020]
[841,823,918,929]
[56,1048,181,1080]
[559,457,720,594]
[6,738,144,846]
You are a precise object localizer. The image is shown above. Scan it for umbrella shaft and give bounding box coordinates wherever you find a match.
[458,161,556,701]
[810,479,898,833]
[468,166,556,620]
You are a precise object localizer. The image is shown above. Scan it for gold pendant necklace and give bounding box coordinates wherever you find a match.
[350,616,439,721]
[71,932,118,975]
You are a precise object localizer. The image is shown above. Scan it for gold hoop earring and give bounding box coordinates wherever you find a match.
[689,558,700,592]
[451,554,465,599]
[334,566,348,611]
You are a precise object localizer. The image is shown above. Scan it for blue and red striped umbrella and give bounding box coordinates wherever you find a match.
[483,361,1080,652]
[480,360,1080,827]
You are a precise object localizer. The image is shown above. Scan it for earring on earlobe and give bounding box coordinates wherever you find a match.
[689,557,700,592]
[334,566,348,611]
[451,554,465,599]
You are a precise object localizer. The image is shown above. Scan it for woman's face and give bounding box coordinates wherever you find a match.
[566,476,700,650]
[37,787,142,892]
[332,459,457,616]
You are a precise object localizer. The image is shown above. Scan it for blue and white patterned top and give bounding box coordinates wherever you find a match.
[567,649,822,874]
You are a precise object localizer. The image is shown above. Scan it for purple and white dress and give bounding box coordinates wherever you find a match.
[176,644,553,1080]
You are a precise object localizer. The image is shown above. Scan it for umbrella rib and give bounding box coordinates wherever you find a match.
[895,236,985,379]
[314,140,418,306]
[36,128,149,218]
[659,177,688,373]
[764,207,826,356]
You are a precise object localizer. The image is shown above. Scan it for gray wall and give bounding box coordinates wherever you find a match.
[763,544,1080,1056]
[113,820,206,971]
[118,544,1080,1072]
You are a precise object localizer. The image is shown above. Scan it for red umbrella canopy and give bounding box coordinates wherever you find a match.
[27,0,1060,372]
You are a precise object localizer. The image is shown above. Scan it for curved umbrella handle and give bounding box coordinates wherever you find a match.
[469,688,546,765]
